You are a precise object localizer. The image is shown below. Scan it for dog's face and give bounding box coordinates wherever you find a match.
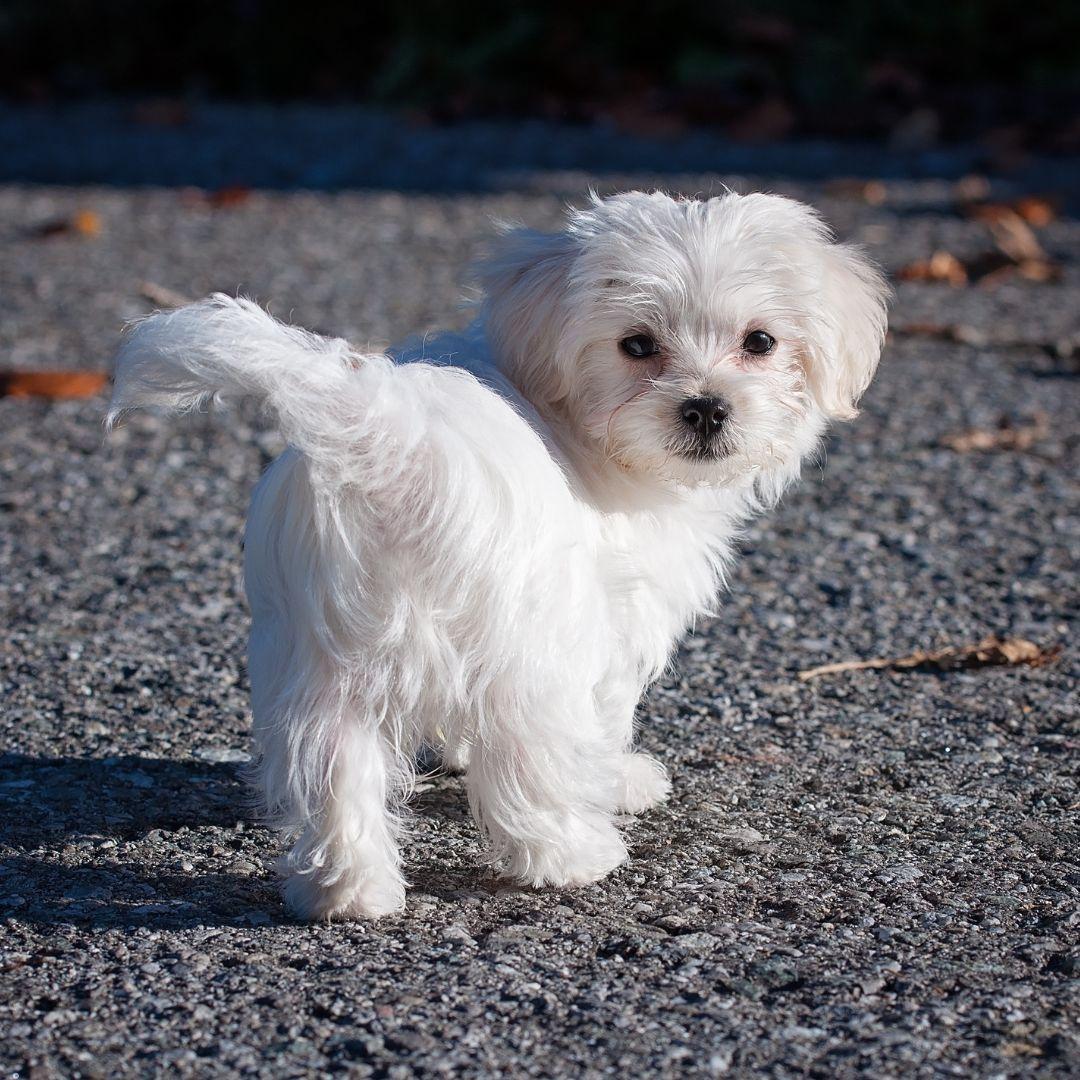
[480,192,889,491]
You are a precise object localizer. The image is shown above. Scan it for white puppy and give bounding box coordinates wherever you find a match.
[108,191,888,920]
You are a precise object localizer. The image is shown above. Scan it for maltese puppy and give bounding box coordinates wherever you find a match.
[108,191,888,920]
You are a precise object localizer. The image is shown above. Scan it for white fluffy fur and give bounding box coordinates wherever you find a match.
[107,191,888,920]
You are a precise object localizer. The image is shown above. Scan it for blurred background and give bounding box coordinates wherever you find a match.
[3,0,1079,151]
[2,0,1079,190]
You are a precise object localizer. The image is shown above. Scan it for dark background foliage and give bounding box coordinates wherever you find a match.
[2,1,1077,146]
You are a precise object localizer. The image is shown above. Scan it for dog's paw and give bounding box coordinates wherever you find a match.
[441,740,471,773]
[499,812,628,889]
[283,869,406,922]
[616,753,671,814]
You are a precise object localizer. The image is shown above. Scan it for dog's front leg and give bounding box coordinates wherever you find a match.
[465,685,628,889]
[595,671,672,815]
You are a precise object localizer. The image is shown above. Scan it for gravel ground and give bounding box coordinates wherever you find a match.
[1,112,1078,1077]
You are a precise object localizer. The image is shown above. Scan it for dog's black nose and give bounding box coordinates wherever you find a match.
[679,396,729,438]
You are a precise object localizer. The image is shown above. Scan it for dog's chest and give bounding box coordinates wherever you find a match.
[598,510,727,678]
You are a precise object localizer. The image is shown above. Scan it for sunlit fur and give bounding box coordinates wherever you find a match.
[107,191,888,920]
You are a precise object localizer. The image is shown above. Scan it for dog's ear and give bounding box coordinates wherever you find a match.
[477,227,579,406]
[804,240,890,420]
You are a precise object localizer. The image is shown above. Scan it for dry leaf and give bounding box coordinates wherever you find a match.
[0,370,109,399]
[899,202,1061,289]
[974,257,1062,288]
[891,324,1077,362]
[799,636,1061,681]
[972,206,1047,263]
[32,209,102,240]
[889,322,987,346]
[964,204,1061,283]
[1012,196,1057,227]
[1015,258,1063,283]
[179,186,254,210]
[825,179,888,205]
[896,250,968,286]
[138,281,192,309]
[206,185,252,209]
[941,412,1049,452]
[965,202,1020,226]
[965,196,1057,229]
[72,210,102,237]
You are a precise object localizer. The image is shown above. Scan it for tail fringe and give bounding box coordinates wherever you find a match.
[107,294,394,471]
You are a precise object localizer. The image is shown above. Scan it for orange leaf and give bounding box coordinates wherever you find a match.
[1013,196,1056,227]
[72,210,102,237]
[206,186,252,209]
[896,250,968,286]
[0,371,109,399]
[966,196,1057,228]
[31,210,102,240]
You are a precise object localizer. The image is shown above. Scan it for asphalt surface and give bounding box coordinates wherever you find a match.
[1,112,1078,1078]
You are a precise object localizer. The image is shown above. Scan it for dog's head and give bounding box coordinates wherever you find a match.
[479,191,888,492]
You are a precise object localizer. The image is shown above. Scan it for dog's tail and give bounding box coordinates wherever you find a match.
[108,294,402,480]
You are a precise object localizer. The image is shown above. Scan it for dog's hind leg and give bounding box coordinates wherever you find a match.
[243,450,410,920]
[276,717,407,921]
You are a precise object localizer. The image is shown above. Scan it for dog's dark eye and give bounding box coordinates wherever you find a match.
[742,330,775,355]
[620,334,659,359]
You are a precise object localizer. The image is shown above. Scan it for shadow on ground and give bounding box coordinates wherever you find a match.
[0,752,250,842]
[0,752,277,928]
[0,753,517,929]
